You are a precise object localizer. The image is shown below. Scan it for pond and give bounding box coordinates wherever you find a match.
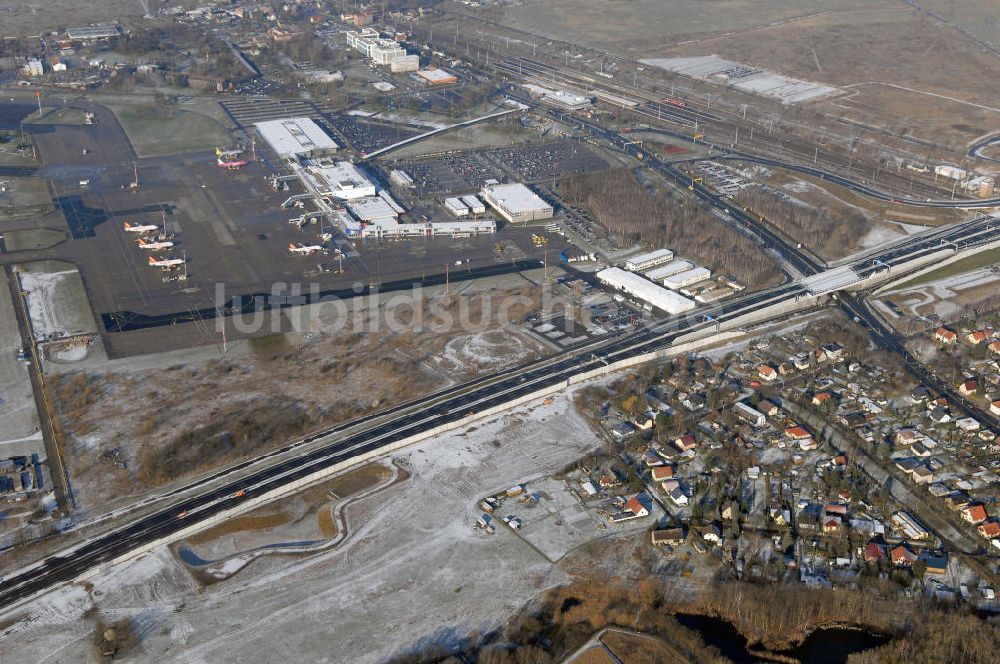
[674,613,892,663]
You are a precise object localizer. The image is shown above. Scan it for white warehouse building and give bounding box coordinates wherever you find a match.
[444,197,469,217]
[644,259,693,282]
[663,266,712,290]
[626,248,674,272]
[596,267,696,315]
[461,195,486,215]
[255,118,339,160]
[481,183,553,223]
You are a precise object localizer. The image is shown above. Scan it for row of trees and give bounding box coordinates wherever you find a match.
[558,169,782,289]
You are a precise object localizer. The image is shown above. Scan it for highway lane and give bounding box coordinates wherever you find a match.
[0,279,810,608]
[5,99,999,608]
[969,135,1000,163]
[4,206,998,608]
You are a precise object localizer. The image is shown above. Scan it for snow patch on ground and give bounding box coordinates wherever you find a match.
[54,345,88,362]
[440,330,532,371]
[17,269,79,339]
[858,220,929,250]
[0,392,605,663]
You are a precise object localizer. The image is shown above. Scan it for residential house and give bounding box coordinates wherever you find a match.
[946,492,971,511]
[967,330,990,345]
[661,479,688,505]
[863,542,885,562]
[912,465,934,485]
[779,362,795,376]
[825,503,848,516]
[599,469,623,489]
[668,486,689,506]
[821,343,846,361]
[758,365,778,382]
[963,504,988,524]
[643,448,666,467]
[909,386,932,404]
[977,520,1000,540]
[799,437,818,451]
[934,327,957,344]
[991,399,1000,417]
[928,407,951,425]
[674,434,697,453]
[890,543,918,567]
[955,417,980,432]
[958,379,978,397]
[651,465,675,482]
[610,421,637,441]
[812,392,832,408]
[609,493,650,522]
[757,400,779,417]
[840,411,867,428]
[988,340,1000,355]
[784,426,811,441]
[651,527,686,546]
[823,516,843,533]
[698,523,722,546]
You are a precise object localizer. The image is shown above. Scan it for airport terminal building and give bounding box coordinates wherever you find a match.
[255,118,339,160]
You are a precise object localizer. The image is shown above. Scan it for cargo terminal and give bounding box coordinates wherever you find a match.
[596,267,696,315]
[480,183,553,223]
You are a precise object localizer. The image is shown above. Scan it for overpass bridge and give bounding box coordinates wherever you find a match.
[357,105,525,161]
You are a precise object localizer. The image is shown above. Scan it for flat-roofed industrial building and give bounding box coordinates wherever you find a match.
[481,183,553,224]
[596,267,696,315]
[461,195,486,214]
[444,197,469,216]
[255,118,338,160]
[644,259,693,282]
[625,249,674,272]
[663,266,712,290]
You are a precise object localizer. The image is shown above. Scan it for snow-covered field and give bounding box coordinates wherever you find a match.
[0,392,605,663]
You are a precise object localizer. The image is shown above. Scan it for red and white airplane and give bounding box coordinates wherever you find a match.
[123,221,158,234]
[137,238,175,251]
[147,255,184,268]
[288,242,324,255]
[217,156,248,170]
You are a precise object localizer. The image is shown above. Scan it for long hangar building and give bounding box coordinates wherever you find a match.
[255,117,339,160]
[481,183,553,223]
